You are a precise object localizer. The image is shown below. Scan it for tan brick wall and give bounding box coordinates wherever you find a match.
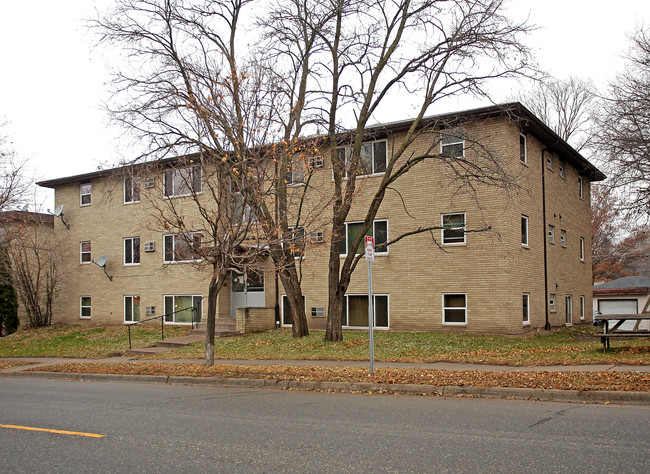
[46,114,595,334]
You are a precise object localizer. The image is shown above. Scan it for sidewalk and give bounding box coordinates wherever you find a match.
[2,357,649,405]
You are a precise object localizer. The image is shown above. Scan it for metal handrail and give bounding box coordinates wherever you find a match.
[125,306,198,350]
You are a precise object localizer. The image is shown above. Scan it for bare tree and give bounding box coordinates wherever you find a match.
[511,76,597,152]
[2,212,59,328]
[0,124,30,212]
[596,27,650,217]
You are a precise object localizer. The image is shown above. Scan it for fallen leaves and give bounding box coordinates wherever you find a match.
[26,362,650,392]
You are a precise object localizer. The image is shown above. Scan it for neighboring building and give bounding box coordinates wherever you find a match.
[593,275,650,330]
[37,103,604,334]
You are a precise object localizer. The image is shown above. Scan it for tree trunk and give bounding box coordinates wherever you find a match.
[277,265,309,337]
[205,270,226,367]
[325,220,345,341]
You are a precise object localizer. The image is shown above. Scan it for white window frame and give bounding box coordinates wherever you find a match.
[340,220,388,256]
[124,237,141,266]
[286,154,307,186]
[80,296,91,319]
[124,295,141,323]
[579,236,585,261]
[163,232,202,263]
[341,294,390,329]
[164,165,202,198]
[560,229,567,247]
[163,294,203,324]
[124,176,141,204]
[549,293,556,312]
[578,176,584,199]
[281,295,307,327]
[565,295,573,325]
[548,224,555,244]
[580,295,585,321]
[558,160,565,178]
[441,213,466,245]
[80,182,91,206]
[546,154,553,170]
[338,140,388,178]
[440,132,465,158]
[442,293,467,326]
[519,134,527,164]
[521,214,529,247]
[523,293,530,325]
[285,226,305,259]
[80,241,91,264]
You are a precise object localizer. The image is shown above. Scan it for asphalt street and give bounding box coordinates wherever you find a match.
[1,378,648,473]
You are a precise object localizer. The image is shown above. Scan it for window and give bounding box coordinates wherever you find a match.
[565,295,573,325]
[523,293,530,324]
[441,133,464,158]
[124,176,141,203]
[578,176,584,199]
[337,140,387,177]
[284,227,305,258]
[579,237,585,261]
[286,154,307,185]
[519,134,527,163]
[580,295,585,321]
[548,224,555,244]
[164,233,202,263]
[311,307,325,318]
[80,182,91,206]
[559,160,565,178]
[124,295,141,323]
[124,237,140,265]
[281,295,306,326]
[443,293,467,325]
[560,229,566,247]
[231,186,257,224]
[546,154,553,170]
[164,295,202,323]
[80,296,91,319]
[442,213,466,245]
[340,220,388,255]
[521,215,529,246]
[549,293,556,312]
[164,165,202,197]
[80,241,91,263]
[341,294,389,328]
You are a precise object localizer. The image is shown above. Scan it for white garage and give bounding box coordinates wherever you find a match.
[593,276,650,331]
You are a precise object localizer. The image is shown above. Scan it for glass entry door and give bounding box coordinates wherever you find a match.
[230,270,265,318]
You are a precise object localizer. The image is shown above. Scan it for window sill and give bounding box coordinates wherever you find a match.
[163,259,202,264]
[124,263,141,267]
[80,203,91,207]
[123,201,141,205]
[521,244,530,249]
[523,322,530,326]
[80,316,91,320]
[442,322,467,326]
[442,242,466,247]
[164,192,203,200]
[80,261,91,265]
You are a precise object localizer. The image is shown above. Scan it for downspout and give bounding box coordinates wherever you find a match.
[541,148,551,330]
[274,159,280,328]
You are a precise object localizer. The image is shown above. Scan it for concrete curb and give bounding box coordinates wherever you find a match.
[3,370,649,405]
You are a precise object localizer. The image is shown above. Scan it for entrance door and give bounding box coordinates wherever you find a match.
[565,295,573,325]
[230,270,265,318]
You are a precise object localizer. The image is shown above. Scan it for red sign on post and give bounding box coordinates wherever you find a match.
[365,236,375,262]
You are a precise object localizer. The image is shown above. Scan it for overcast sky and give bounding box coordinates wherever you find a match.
[1,0,648,209]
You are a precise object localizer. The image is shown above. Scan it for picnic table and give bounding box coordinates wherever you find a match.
[593,313,650,352]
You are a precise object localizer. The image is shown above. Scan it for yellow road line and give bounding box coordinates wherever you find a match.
[0,423,104,438]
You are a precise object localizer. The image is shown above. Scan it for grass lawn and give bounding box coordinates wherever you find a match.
[0,325,189,358]
[148,325,649,366]
[0,324,648,365]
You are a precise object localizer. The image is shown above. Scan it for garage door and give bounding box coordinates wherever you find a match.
[598,299,638,330]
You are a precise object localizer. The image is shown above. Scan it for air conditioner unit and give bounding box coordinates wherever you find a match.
[145,305,156,316]
[309,155,324,168]
[144,177,156,188]
[143,241,155,252]
[309,231,324,243]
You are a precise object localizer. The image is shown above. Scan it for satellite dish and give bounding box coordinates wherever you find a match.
[53,205,64,216]
[96,255,108,267]
[21,204,29,211]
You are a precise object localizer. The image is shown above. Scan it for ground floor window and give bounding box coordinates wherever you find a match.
[523,293,530,324]
[580,295,585,320]
[443,293,466,325]
[124,295,141,323]
[281,295,306,326]
[164,295,202,323]
[80,296,91,319]
[565,295,573,325]
[342,294,389,328]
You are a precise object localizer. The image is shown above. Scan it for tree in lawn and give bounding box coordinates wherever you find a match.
[591,185,650,283]
[510,76,597,153]
[261,0,535,341]
[95,0,334,340]
[0,247,19,336]
[596,27,650,217]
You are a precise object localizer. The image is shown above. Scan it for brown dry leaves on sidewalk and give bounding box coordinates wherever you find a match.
[27,362,650,392]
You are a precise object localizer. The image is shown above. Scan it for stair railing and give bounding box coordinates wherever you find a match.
[125,306,200,350]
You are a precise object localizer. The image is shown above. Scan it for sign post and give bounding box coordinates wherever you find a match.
[365,236,375,373]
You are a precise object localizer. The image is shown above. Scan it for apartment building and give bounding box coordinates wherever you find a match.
[37,103,605,334]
